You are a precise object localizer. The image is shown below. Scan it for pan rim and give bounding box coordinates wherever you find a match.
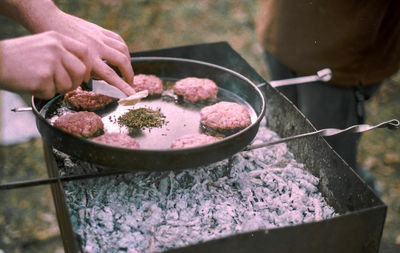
[32,56,265,153]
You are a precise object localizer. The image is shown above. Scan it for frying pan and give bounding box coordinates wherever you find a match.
[32,57,266,171]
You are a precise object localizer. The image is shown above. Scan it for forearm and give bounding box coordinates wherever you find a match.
[0,0,61,33]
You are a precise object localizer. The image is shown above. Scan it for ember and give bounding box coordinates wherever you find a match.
[57,119,337,252]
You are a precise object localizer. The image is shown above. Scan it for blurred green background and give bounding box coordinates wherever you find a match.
[0,0,399,252]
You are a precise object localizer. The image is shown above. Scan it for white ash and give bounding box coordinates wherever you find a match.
[56,120,337,252]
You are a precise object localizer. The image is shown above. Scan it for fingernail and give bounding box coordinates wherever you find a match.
[126,86,136,96]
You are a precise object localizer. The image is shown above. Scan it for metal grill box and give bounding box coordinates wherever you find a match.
[44,42,385,253]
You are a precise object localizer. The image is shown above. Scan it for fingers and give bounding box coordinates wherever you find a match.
[34,51,84,99]
[101,46,134,85]
[54,61,73,93]
[44,32,89,97]
[22,28,133,99]
[101,29,125,44]
[102,36,130,59]
[59,35,91,82]
[0,31,92,99]
[101,32,133,85]
[31,78,56,100]
[60,51,87,91]
[92,60,136,96]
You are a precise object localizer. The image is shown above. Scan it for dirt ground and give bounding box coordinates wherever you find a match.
[358,79,400,253]
[0,1,399,252]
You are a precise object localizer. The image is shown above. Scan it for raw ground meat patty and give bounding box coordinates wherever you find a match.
[173,77,218,102]
[53,111,104,138]
[200,101,251,131]
[92,133,140,149]
[132,74,163,95]
[170,134,221,149]
[64,86,116,111]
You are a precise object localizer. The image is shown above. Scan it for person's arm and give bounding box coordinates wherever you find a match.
[0,31,91,99]
[0,0,135,95]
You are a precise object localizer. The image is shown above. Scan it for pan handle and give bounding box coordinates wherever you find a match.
[11,107,33,112]
[257,68,332,88]
[244,119,399,151]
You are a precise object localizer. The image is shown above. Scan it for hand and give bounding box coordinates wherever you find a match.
[37,9,135,96]
[0,0,135,96]
[0,31,91,99]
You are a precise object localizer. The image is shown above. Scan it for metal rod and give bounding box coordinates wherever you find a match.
[1,119,397,189]
[245,119,399,151]
[0,169,130,190]
[258,68,332,88]
[11,107,33,112]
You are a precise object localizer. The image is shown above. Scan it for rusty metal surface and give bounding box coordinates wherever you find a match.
[42,141,80,252]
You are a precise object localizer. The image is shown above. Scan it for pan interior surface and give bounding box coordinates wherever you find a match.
[101,82,258,150]
[40,58,264,151]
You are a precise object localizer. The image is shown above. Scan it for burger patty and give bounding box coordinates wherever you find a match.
[92,132,140,149]
[132,74,163,95]
[170,134,221,149]
[53,111,104,138]
[64,86,116,111]
[200,101,251,132]
[173,77,218,102]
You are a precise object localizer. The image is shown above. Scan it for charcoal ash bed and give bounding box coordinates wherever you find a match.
[55,119,336,252]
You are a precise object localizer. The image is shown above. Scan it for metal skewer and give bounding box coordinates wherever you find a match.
[0,169,130,190]
[1,115,397,189]
[11,107,33,112]
[244,119,399,151]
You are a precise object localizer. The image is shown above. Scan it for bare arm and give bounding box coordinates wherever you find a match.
[0,0,135,95]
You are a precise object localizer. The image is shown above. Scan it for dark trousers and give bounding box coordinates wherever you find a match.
[263,51,381,174]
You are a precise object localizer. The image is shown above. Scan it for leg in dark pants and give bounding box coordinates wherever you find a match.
[264,51,381,192]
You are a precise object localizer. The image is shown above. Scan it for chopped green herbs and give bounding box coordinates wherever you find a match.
[118,107,166,130]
